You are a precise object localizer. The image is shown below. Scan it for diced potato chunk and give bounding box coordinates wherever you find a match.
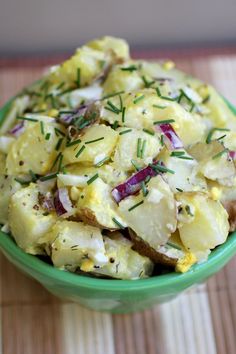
[113,128,162,171]
[91,232,153,279]
[42,220,107,270]
[101,89,205,145]
[188,141,236,186]
[77,177,125,229]
[63,124,118,165]
[8,183,56,254]
[87,36,130,60]
[159,148,207,193]
[176,192,229,260]
[6,121,65,175]
[103,65,143,94]
[0,175,22,224]
[119,175,177,249]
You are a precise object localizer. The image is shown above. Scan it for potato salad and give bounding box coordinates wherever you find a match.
[0,36,236,279]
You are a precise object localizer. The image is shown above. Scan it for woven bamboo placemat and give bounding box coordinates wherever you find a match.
[0,53,236,354]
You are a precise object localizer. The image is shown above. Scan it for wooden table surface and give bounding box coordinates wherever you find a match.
[1,51,236,354]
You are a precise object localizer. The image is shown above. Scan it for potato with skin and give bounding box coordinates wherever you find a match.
[42,220,108,271]
[113,128,162,172]
[63,124,118,166]
[90,232,154,280]
[8,183,57,254]
[176,192,229,260]
[119,175,177,249]
[6,121,65,175]
[77,177,126,229]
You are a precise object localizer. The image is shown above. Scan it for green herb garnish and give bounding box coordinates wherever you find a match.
[150,163,175,174]
[122,107,126,123]
[140,139,146,158]
[131,159,141,171]
[121,65,138,72]
[40,121,45,135]
[153,104,167,109]
[137,138,142,158]
[55,137,64,151]
[45,133,51,140]
[17,116,38,122]
[166,242,182,250]
[128,200,144,212]
[153,119,175,125]
[206,127,230,144]
[176,187,183,192]
[143,128,155,136]
[141,76,155,88]
[212,148,229,160]
[102,91,125,100]
[66,139,81,147]
[133,95,145,104]
[112,217,125,229]
[95,156,110,167]
[40,173,58,181]
[29,169,37,182]
[112,120,119,130]
[87,173,99,185]
[75,145,86,158]
[14,177,29,185]
[141,181,148,197]
[76,68,81,88]
[85,137,104,145]
[54,128,65,137]
[119,129,132,135]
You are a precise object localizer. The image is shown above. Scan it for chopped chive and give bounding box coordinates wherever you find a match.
[176,156,194,160]
[102,91,125,100]
[202,95,210,104]
[59,110,75,115]
[131,159,141,171]
[66,138,81,147]
[57,87,75,96]
[128,200,144,212]
[40,121,45,135]
[106,100,121,114]
[29,169,37,182]
[206,127,230,144]
[33,109,46,114]
[56,82,65,90]
[160,134,164,146]
[143,128,155,136]
[212,148,229,160]
[40,173,58,181]
[122,107,126,123]
[14,177,29,185]
[176,187,183,192]
[95,156,110,167]
[51,152,62,170]
[45,133,51,140]
[119,95,123,111]
[54,128,65,137]
[76,68,81,88]
[153,104,167,109]
[17,116,38,122]
[166,242,182,250]
[87,173,99,185]
[141,76,155,88]
[55,137,64,151]
[150,163,175,174]
[121,65,137,72]
[137,138,142,158]
[133,95,145,104]
[57,153,64,172]
[170,151,185,157]
[216,134,227,141]
[140,139,147,158]
[85,137,104,145]
[153,119,175,125]
[75,145,85,158]
[141,181,148,197]
[119,129,132,135]
[185,205,194,217]
[112,120,119,130]
[156,87,161,97]
[189,102,195,113]
[112,217,125,229]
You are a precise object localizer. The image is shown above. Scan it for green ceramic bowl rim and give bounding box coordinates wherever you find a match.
[1,85,236,292]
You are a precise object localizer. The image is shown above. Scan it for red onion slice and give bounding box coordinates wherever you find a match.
[112,164,159,203]
[59,105,88,125]
[8,121,25,137]
[157,123,183,149]
[54,188,74,216]
[229,151,236,160]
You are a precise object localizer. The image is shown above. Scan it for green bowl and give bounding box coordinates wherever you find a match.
[1,93,236,313]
